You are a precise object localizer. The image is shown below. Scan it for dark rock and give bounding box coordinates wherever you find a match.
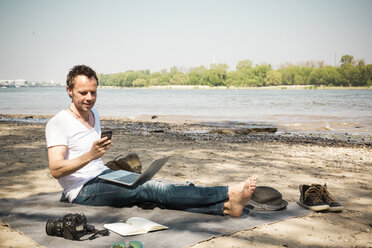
[209,127,277,135]
[235,127,278,134]
[208,129,235,135]
[150,130,165,133]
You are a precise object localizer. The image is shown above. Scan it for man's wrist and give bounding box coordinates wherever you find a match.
[83,152,96,164]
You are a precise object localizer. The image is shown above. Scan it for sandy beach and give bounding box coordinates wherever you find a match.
[0,116,371,248]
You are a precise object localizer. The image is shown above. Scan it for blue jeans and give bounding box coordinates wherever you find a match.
[71,170,229,215]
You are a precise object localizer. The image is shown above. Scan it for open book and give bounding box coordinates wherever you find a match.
[103,217,169,236]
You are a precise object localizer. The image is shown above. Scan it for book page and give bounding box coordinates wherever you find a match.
[126,217,169,232]
[103,222,147,236]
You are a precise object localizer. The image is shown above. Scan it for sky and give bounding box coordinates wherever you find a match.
[1,0,371,83]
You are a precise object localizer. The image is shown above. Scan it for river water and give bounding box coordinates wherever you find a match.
[0,87,371,133]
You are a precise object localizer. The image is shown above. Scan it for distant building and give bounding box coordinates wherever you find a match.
[14,79,27,87]
[0,79,62,87]
[0,79,27,87]
[0,80,9,87]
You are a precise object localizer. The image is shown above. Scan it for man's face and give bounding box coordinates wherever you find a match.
[67,75,97,112]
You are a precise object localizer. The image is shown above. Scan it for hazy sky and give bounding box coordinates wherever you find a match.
[1,0,371,83]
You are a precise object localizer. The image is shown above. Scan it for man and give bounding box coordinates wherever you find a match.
[46,65,257,217]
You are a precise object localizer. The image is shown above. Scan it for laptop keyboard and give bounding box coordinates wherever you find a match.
[117,174,139,184]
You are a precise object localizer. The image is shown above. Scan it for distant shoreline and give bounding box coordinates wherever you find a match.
[1,85,370,90]
[98,85,372,90]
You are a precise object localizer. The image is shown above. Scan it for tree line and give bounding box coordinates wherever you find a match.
[98,55,372,88]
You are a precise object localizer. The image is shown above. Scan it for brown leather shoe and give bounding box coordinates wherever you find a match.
[105,153,142,173]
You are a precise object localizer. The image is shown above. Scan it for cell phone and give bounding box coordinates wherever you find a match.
[101,130,112,140]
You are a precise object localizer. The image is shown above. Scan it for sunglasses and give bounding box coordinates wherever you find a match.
[111,241,143,248]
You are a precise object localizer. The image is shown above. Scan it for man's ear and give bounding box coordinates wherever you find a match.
[66,86,72,97]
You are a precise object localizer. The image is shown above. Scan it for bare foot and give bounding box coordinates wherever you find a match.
[224,175,257,217]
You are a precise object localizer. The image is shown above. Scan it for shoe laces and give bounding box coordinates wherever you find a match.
[320,186,336,204]
[305,186,323,203]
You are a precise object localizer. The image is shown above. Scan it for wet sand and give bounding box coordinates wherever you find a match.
[0,116,371,247]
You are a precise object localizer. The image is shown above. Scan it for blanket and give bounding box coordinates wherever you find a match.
[0,192,310,248]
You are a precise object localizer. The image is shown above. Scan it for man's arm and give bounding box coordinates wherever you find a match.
[48,137,112,179]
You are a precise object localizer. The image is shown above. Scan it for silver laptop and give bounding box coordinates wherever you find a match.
[98,156,170,186]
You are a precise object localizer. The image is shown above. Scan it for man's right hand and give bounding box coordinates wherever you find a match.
[48,137,112,179]
[88,137,112,160]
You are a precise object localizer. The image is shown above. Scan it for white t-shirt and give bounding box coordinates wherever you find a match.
[45,108,107,202]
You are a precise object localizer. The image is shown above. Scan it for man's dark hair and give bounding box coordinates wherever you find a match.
[66,65,99,89]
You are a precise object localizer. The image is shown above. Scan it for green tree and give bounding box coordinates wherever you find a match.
[98,73,110,86]
[201,64,229,86]
[264,71,282,86]
[279,66,312,85]
[201,70,221,86]
[280,67,296,85]
[97,56,370,88]
[236,60,253,71]
[338,65,361,86]
[132,78,147,87]
[228,60,256,87]
[366,64,372,86]
[110,72,126,87]
[171,72,189,85]
[188,66,206,85]
[121,71,137,87]
[252,64,272,86]
[340,55,354,67]
[170,66,179,76]
[149,77,159,86]
[157,73,171,85]
[309,66,341,86]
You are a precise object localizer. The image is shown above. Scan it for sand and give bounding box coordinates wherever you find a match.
[0,118,371,248]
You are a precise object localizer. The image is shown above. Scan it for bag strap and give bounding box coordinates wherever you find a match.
[88,229,110,240]
[79,224,109,241]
